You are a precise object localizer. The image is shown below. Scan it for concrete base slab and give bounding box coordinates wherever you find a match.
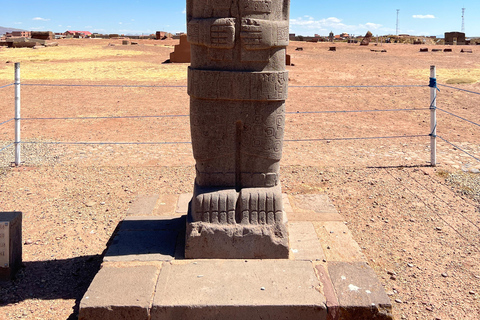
[152,260,327,320]
[79,264,161,320]
[104,216,185,262]
[326,262,393,320]
[79,193,393,320]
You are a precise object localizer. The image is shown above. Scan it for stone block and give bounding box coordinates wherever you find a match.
[327,262,393,320]
[289,221,326,261]
[151,194,178,216]
[313,221,365,262]
[126,194,159,216]
[151,260,327,320]
[79,265,161,320]
[288,194,343,221]
[0,212,22,281]
[104,216,185,262]
[169,34,191,63]
[175,193,191,214]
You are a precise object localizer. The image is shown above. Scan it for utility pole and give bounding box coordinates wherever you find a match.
[461,8,465,33]
[396,9,400,35]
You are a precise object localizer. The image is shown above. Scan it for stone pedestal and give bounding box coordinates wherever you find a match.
[0,212,22,281]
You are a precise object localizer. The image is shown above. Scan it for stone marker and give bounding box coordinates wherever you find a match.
[185,0,290,259]
[169,34,191,63]
[360,31,372,46]
[0,212,22,281]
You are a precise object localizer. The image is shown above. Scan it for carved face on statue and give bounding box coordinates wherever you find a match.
[187,0,290,66]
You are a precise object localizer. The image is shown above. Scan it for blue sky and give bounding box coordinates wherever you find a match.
[1,0,478,37]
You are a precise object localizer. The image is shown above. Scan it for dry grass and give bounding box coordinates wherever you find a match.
[0,45,188,81]
[410,67,480,84]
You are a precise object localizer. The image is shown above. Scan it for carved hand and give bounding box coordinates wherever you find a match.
[188,18,235,49]
[241,19,289,50]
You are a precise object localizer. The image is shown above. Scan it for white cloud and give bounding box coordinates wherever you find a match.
[30,26,45,30]
[14,22,22,25]
[412,15,435,19]
[119,22,123,25]
[85,26,93,28]
[33,17,50,21]
[182,8,186,14]
[289,16,386,35]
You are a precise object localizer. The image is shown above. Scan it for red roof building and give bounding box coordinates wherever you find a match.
[65,30,92,38]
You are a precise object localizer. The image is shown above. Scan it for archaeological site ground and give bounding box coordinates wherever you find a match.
[0,38,479,319]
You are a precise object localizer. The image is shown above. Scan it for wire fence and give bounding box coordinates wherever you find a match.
[0,65,479,168]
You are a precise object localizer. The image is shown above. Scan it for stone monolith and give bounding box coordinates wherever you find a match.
[185,0,290,259]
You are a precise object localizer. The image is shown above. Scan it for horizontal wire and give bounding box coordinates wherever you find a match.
[22,83,187,88]
[17,135,428,147]
[438,136,480,163]
[437,108,480,128]
[285,135,428,142]
[21,141,192,145]
[0,143,13,153]
[0,118,14,126]
[20,108,430,121]
[19,83,428,89]
[289,85,427,88]
[0,83,14,89]
[438,84,480,96]
[21,114,189,121]
[287,108,427,114]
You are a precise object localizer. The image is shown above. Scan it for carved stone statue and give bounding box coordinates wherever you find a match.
[185,0,290,259]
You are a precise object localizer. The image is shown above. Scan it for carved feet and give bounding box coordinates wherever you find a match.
[191,184,284,225]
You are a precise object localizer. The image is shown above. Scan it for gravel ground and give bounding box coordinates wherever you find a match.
[0,40,479,320]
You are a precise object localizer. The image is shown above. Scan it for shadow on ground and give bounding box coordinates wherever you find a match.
[0,254,102,319]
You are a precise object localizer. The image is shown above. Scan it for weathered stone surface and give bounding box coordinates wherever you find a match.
[445,31,466,45]
[288,194,343,221]
[289,221,326,261]
[169,34,191,63]
[79,265,160,320]
[104,216,184,262]
[0,212,22,281]
[313,221,365,262]
[314,264,340,320]
[151,260,326,320]
[360,31,373,46]
[175,193,191,213]
[126,194,159,216]
[185,0,290,259]
[151,194,180,216]
[327,262,393,320]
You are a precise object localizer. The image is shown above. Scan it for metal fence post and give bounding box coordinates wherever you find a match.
[14,62,21,166]
[430,65,437,166]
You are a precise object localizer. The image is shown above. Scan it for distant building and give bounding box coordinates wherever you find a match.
[445,32,466,45]
[65,30,93,38]
[11,31,31,38]
[156,31,167,40]
[328,31,334,42]
[31,31,55,40]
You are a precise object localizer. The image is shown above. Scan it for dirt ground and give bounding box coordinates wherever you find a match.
[0,39,479,319]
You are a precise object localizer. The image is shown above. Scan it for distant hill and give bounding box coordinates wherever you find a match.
[0,26,27,35]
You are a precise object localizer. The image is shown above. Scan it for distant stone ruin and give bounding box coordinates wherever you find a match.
[360,31,373,46]
[31,31,55,40]
[169,34,191,63]
[445,32,466,45]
